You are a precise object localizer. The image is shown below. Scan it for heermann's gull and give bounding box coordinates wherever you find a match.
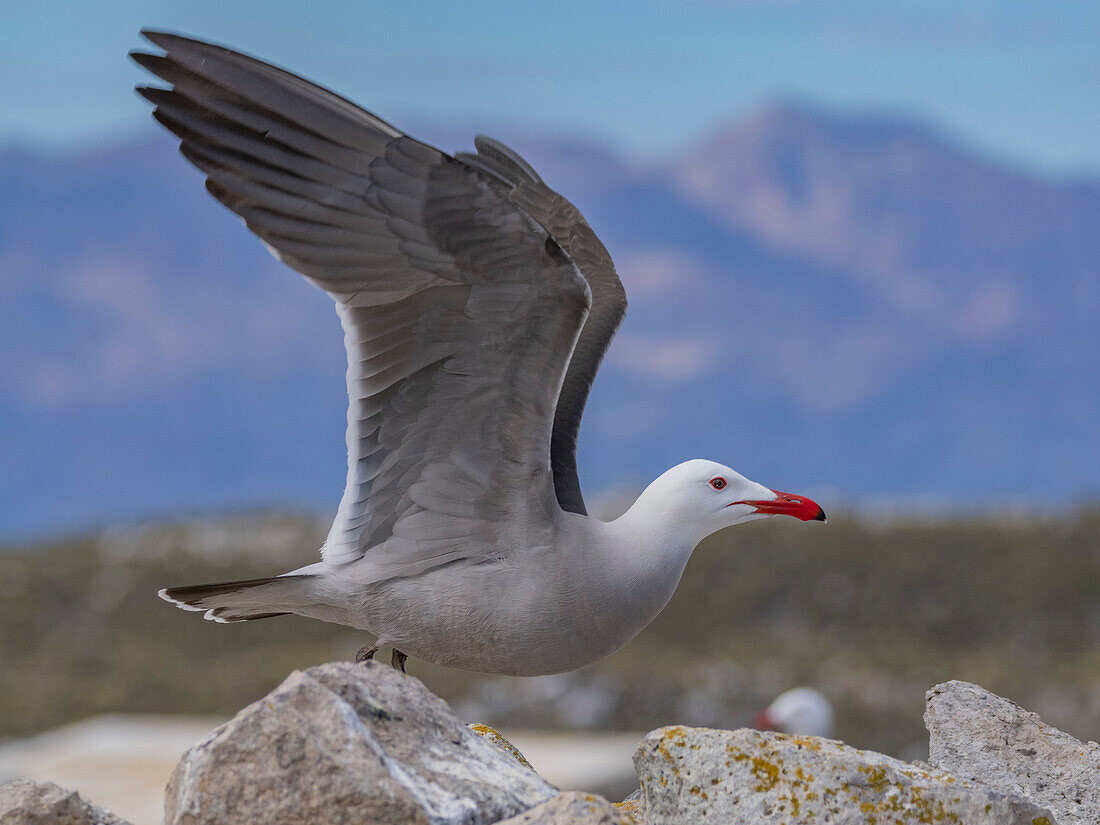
[132,31,825,676]
[754,688,835,737]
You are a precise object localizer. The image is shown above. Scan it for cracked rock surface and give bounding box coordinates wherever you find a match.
[633,725,1055,824]
[926,680,1100,825]
[165,661,556,825]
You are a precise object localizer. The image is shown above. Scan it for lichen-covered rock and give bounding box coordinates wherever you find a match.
[467,723,536,771]
[0,779,132,825]
[613,789,642,820]
[494,792,635,824]
[165,661,556,825]
[926,680,1100,825]
[634,725,1055,824]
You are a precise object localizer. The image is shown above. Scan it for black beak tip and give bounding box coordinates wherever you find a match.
[815,508,827,522]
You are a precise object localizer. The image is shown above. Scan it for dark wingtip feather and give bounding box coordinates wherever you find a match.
[134,85,169,106]
[130,51,173,76]
[128,49,152,67]
[149,107,190,140]
[139,30,243,67]
[204,178,232,202]
[140,28,191,50]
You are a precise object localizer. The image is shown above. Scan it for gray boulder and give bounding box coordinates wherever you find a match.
[0,780,132,825]
[926,680,1100,825]
[165,661,557,825]
[494,792,635,824]
[634,725,1055,824]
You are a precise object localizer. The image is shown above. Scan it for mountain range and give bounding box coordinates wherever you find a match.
[2,101,1097,537]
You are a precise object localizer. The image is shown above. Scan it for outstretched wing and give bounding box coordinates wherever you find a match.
[132,31,591,572]
[456,138,627,516]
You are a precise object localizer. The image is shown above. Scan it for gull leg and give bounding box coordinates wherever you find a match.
[355,643,378,664]
[391,648,408,672]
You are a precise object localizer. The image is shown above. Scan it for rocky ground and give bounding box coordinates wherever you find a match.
[2,664,1094,824]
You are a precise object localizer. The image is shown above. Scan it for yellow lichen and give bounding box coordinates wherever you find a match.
[655,726,689,776]
[858,765,891,794]
[789,735,824,751]
[467,723,534,769]
[750,757,781,792]
[613,797,642,821]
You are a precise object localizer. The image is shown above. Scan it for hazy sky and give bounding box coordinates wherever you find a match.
[2,1,1099,175]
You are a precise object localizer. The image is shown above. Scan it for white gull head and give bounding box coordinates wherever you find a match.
[597,460,826,667]
[616,459,826,548]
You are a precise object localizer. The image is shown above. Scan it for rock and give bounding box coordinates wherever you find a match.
[165,661,557,825]
[0,779,132,825]
[467,723,536,771]
[634,725,1056,824]
[493,792,635,824]
[926,680,1100,825]
[613,789,642,820]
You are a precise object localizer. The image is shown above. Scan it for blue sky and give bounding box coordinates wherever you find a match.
[2,0,1099,174]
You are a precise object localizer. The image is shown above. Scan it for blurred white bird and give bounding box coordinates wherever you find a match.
[754,687,835,737]
[133,31,826,676]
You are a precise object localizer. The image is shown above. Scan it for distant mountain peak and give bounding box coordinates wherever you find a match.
[670,97,1100,311]
[700,98,943,155]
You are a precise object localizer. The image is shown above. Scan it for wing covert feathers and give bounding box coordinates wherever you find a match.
[459,137,627,515]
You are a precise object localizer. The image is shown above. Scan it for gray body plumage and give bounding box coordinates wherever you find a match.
[135,32,810,676]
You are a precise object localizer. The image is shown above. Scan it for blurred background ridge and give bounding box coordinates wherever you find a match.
[2,98,1098,537]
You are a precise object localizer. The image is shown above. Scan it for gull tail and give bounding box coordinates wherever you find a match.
[158,575,312,623]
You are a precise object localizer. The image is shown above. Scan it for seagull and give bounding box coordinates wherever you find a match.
[133,31,826,676]
[753,687,835,738]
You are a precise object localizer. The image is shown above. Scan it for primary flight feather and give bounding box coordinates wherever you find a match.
[133,30,825,676]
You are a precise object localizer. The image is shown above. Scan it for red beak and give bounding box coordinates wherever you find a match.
[737,490,826,522]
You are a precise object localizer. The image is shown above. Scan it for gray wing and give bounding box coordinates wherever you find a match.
[456,138,627,516]
[132,31,591,572]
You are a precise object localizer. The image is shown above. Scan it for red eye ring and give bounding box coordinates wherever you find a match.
[709,477,727,490]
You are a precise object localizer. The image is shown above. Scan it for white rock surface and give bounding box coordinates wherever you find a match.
[165,661,556,825]
[926,680,1100,825]
[0,779,132,825]
[633,725,1056,824]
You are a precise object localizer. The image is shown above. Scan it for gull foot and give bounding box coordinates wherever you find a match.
[355,643,378,664]
[391,648,407,672]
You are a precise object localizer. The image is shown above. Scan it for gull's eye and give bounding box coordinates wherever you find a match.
[709,477,727,490]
